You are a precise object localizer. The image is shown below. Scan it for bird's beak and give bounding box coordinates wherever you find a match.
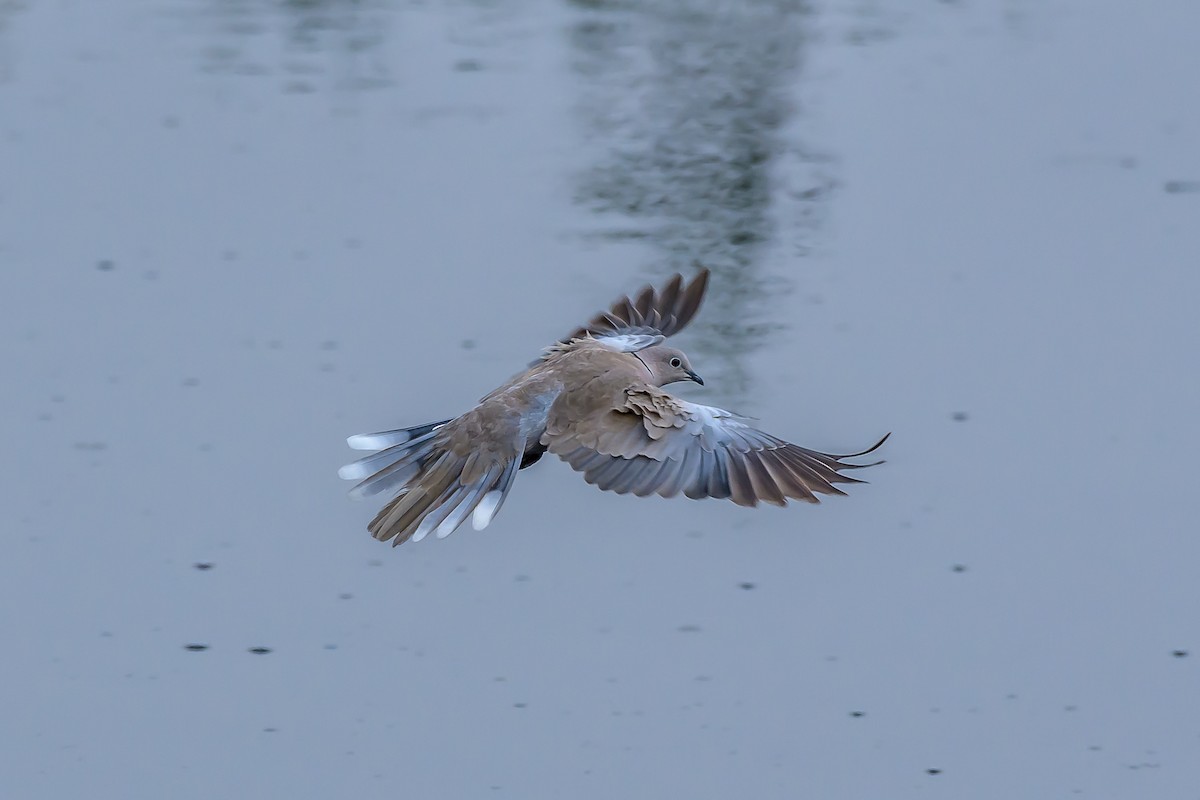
[686,369,704,386]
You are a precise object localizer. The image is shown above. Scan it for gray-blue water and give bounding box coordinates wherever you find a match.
[3,1,1199,797]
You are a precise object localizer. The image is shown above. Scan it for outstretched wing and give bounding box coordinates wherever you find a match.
[543,385,888,507]
[561,268,710,347]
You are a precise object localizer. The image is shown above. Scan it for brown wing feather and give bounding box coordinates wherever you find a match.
[563,268,711,342]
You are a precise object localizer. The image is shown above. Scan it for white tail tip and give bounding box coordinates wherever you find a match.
[471,491,502,531]
[347,432,400,450]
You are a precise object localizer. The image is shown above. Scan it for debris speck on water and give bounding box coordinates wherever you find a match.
[1164,180,1200,194]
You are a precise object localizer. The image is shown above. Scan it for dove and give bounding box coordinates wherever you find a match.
[340,268,887,545]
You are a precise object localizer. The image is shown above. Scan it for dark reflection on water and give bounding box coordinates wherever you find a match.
[178,0,396,92]
[567,0,814,398]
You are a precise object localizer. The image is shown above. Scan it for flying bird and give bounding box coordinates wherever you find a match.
[340,268,887,545]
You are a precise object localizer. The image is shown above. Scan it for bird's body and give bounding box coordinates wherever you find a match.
[341,269,887,545]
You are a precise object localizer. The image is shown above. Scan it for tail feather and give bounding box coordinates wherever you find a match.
[345,417,525,546]
[369,455,502,546]
[369,459,457,544]
[433,463,501,539]
[344,435,440,500]
[471,452,521,531]
[410,482,473,543]
[339,428,441,482]
[346,420,452,451]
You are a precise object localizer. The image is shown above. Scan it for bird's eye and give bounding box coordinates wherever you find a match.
[669,357,682,368]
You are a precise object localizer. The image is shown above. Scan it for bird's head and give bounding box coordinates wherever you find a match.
[637,345,704,387]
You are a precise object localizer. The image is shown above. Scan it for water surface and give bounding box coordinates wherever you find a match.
[2,1,1198,798]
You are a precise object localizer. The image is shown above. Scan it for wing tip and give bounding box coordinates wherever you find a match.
[827,432,891,461]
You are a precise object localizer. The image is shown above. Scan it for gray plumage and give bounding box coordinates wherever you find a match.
[340,269,887,546]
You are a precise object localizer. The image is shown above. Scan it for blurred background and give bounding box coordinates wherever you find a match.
[2,1,1198,797]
